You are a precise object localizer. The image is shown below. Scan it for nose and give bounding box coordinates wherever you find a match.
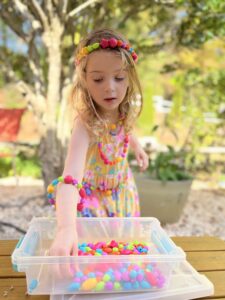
[104,78,115,93]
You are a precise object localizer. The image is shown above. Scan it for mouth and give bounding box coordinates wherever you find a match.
[104,97,117,102]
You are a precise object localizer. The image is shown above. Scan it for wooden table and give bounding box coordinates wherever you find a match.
[1,236,225,299]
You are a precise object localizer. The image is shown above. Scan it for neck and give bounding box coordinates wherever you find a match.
[100,110,120,124]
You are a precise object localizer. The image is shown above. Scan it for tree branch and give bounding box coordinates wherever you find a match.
[30,0,49,30]
[118,2,155,27]
[46,0,55,24]
[0,9,28,42]
[0,60,19,83]
[28,36,45,95]
[62,0,69,17]
[16,81,46,122]
[1,5,45,96]
[13,0,36,23]
[67,0,100,19]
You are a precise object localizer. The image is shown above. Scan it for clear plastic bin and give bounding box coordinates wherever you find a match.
[12,217,186,295]
[50,261,214,300]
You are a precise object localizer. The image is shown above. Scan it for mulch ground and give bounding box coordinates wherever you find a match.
[0,182,224,240]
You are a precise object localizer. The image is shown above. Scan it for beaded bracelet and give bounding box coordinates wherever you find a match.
[47,175,126,212]
[47,175,93,212]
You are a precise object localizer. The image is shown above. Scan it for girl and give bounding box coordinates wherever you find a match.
[49,28,149,264]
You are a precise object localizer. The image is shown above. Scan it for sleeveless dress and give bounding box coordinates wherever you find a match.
[77,124,140,218]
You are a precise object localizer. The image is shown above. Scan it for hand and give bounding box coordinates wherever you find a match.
[134,145,149,172]
[49,224,78,279]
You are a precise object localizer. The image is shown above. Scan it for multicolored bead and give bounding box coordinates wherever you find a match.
[75,38,138,65]
[47,175,127,214]
[98,134,129,165]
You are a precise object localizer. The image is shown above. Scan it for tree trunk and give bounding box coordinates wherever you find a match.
[38,129,67,194]
[39,23,66,197]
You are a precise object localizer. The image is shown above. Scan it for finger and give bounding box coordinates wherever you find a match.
[49,249,62,281]
[142,159,149,171]
[49,248,73,279]
[137,155,143,168]
[140,164,144,172]
[49,245,73,279]
[137,155,144,171]
[70,245,78,276]
[71,242,78,256]
[137,157,142,166]
[140,154,149,170]
[142,158,148,171]
[58,249,74,279]
[145,156,149,167]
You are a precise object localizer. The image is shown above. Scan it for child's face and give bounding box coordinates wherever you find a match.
[85,50,129,116]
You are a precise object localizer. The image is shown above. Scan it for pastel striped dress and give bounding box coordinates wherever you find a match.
[77,124,140,217]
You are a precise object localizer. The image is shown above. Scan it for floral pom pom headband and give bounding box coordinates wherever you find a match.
[75,38,138,65]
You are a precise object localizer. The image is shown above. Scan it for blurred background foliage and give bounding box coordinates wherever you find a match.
[0,0,224,181]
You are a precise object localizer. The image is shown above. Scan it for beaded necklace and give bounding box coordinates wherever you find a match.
[97,117,129,165]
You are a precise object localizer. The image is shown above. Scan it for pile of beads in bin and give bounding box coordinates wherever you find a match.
[78,240,150,256]
[68,262,166,292]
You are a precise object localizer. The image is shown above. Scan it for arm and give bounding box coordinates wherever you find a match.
[49,118,90,265]
[56,118,90,229]
[129,133,149,172]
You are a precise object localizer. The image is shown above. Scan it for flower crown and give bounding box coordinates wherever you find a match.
[75,38,138,65]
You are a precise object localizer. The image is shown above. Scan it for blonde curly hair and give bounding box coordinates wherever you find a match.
[69,28,143,137]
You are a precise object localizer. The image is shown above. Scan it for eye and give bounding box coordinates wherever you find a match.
[115,77,125,81]
[93,78,103,82]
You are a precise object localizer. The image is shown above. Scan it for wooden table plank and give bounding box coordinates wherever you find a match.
[0,278,48,300]
[0,240,18,256]
[172,236,225,252]
[187,252,225,271]
[200,271,225,298]
[0,257,25,278]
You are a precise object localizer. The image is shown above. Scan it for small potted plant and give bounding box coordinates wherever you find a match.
[132,145,193,223]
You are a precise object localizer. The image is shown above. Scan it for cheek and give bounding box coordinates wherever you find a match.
[120,82,128,96]
[87,80,97,95]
